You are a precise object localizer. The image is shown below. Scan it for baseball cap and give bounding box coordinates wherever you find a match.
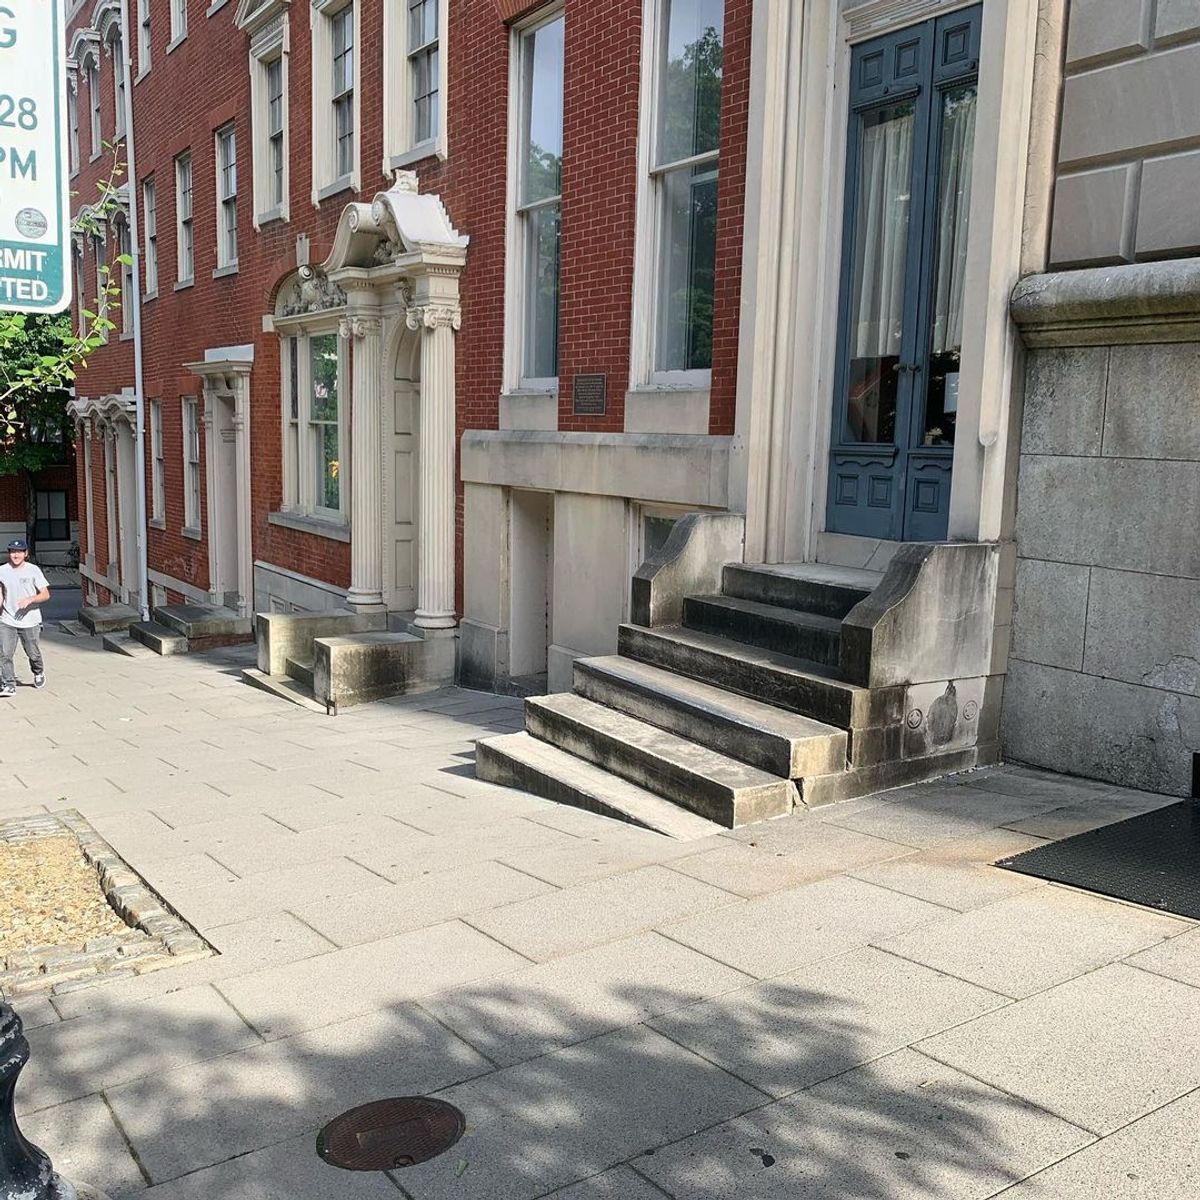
[7,539,28,551]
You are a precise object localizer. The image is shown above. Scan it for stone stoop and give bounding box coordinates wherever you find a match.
[122,604,254,658]
[78,603,140,635]
[477,539,1003,835]
[241,609,455,713]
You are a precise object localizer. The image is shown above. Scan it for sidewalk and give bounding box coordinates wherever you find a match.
[3,631,1197,1198]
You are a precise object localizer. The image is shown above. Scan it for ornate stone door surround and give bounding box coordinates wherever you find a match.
[322,171,468,629]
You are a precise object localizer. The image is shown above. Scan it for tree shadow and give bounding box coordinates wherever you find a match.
[14,954,1077,1199]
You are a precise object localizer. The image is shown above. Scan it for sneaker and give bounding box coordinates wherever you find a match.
[33,673,45,689]
[0,685,14,698]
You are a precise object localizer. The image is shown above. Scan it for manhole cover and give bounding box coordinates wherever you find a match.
[317,1097,466,1171]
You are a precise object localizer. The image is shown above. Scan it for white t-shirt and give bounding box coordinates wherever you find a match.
[0,561,49,629]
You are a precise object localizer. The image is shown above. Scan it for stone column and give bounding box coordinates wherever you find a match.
[341,313,386,613]
[407,298,460,630]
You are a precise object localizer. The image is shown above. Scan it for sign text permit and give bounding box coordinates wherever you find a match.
[0,0,70,313]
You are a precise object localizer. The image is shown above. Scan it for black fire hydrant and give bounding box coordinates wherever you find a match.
[1,1002,108,1200]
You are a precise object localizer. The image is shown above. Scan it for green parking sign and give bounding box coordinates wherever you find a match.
[0,0,70,313]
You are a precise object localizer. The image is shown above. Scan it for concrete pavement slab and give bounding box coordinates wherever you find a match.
[633,1048,1091,1199]
[917,963,1200,1133]
[467,865,740,962]
[20,1095,148,1198]
[1002,793,1181,839]
[848,829,1049,911]
[541,1166,668,1197]
[50,912,335,1019]
[396,1024,767,1200]
[877,886,1187,998]
[664,876,950,979]
[424,930,751,1066]
[24,984,261,1111]
[105,1004,489,1184]
[669,824,911,897]
[649,946,1007,1098]
[289,860,558,947]
[1124,927,1200,988]
[133,1134,401,1199]
[996,1086,1200,1197]
[218,919,530,1038]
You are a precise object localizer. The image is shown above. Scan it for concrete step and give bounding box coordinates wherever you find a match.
[79,603,140,634]
[56,620,90,637]
[524,692,796,828]
[476,732,725,840]
[241,667,330,714]
[618,623,904,733]
[129,621,189,656]
[153,604,252,640]
[285,656,315,689]
[722,563,881,618]
[683,594,842,667]
[573,655,848,779]
[101,631,159,659]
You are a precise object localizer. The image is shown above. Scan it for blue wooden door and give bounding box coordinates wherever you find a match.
[826,7,982,542]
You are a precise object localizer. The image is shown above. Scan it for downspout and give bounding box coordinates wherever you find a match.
[118,0,149,620]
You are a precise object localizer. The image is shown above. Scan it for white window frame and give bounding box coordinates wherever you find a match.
[215,123,239,272]
[382,0,449,171]
[182,396,202,536]
[143,176,158,296]
[503,6,565,395]
[137,0,151,77]
[310,0,359,202]
[110,30,127,137]
[87,57,102,160]
[117,216,133,336]
[149,398,165,523]
[169,0,188,51]
[276,324,349,525]
[73,241,86,337]
[92,232,108,344]
[68,77,80,173]
[629,0,723,392]
[248,14,290,226]
[175,151,194,286]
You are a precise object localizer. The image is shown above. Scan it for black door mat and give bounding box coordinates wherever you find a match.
[996,801,1200,920]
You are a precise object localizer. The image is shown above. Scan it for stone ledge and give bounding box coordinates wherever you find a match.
[1012,258,1200,346]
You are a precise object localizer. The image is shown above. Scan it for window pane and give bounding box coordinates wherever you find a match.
[657,0,724,166]
[524,201,560,379]
[310,334,340,511]
[520,17,564,207]
[318,423,340,510]
[843,102,915,444]
[922,84,977,448]
[409,0,437,49]
[310,334,338,420]
[658,162,717,372]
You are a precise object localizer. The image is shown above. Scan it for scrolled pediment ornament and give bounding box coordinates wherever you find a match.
[405,304,462,332]
[281,265,347,315]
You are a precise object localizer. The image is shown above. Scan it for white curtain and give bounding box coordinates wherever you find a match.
[930,88,977,355]
[851,108,914,360]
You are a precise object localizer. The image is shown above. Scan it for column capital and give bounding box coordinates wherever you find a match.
[405,303,462,333]
[339,315,384,341]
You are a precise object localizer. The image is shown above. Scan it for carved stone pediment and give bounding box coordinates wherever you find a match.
[235,0,290,35]
[277,265,347,316]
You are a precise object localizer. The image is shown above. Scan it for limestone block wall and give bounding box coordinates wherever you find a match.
[1004,309,1200,794]
[1051,0,1200,266]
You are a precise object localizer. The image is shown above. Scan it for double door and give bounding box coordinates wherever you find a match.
[826,6,981,542]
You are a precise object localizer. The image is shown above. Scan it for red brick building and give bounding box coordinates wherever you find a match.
[65,0,751,695]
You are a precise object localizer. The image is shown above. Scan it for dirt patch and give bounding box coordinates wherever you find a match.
[0,835,131,956]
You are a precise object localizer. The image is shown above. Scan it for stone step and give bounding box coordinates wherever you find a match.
[618,623,904,733]
[129,621,189,656]
[285,656,315,689]
[241,667,330,714]
[476,732,725,840]
[78,603,140,635]
[722,563,881,618]
[101,632,159,659]
[683,594,842,667]
[153,604,252,640]
[524,692,796,828]
[573,655,848,779]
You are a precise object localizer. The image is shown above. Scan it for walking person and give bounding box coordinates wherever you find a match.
[0,539,51,698]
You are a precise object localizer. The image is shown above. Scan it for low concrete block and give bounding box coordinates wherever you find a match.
[313,629,456,710]
[255,608,386,676]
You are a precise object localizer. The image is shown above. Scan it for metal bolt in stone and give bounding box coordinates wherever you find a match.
[0,1002,110,1200]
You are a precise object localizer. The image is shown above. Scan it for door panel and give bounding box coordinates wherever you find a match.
[827,6,981,543]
